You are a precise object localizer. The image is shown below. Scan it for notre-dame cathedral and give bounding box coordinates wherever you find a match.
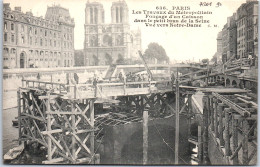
[84,0,142,65]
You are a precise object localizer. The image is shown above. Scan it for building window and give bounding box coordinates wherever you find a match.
[35,38,37,45]
[11,48,16,54]
[21,36,25,44]
[35,29,37,35]
[54,33,56,38]
[11,23,14,31]
[11,34,14,42]
[4,33,7,42]
[29,27,32,34]
[4,48,9,54]
[21,25,24,32]
[40,38,43,46]
[50,40,52,47]
[4,22,7,30]
[45,30,47,36]
[54,41,56,47]
[45,39,47,46]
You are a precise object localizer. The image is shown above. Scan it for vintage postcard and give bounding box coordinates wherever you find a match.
[2,0,258,165]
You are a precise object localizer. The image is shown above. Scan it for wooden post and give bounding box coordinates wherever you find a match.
[17,89,22,144]
[175,67,179,164]
[90,100,95,164]
[187,94,192,138]
[208,97,212,128]
[198,125,203,164]
[74,85,77,99]
[210,98,214,131]
[232,115,239,164]
[47,93,52,161]
[202,96,209,164]
[123,77,126,95]
[143,110,148,165]
[224,108,231,156]
[213,98,219,137]
[206,60,209,86]
[218,104,224,146]
[242,119,248,165]
[71,102,76,162]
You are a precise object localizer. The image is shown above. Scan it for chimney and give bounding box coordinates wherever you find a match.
[14,6,21,12]
[3,3,11,10]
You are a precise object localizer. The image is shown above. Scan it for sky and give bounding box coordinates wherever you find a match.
[3,0,246,62]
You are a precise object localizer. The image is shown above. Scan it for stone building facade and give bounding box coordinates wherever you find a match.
[215,31,223,63]
[227,14,237,60]
[216,0,258,63]
[84,0,141,66]
[236,3,247,59]
[3,3,75,69]
[245,0,258,58]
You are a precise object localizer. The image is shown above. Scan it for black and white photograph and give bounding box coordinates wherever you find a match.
[2,0,258,165]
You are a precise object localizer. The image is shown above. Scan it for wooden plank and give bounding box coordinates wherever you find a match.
[242,120,249,165]
[198,125,203,164]
[17,90,22,144]
[202,96,209,164]
[143,110,148,165]
[175,68,179,164]
[218,105,224,146]
[232,115,239,165]
[90,99,95,164]
[71,102,76,160]
[224,108,231,156]
[213,98,219,137]
[47,93,52,161]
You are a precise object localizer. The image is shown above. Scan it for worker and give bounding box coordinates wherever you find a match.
[74,73,79,84]
[248,54,253,66]
[37,73,40,80]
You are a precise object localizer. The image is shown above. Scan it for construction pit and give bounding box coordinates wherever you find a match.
[13,78,193,164]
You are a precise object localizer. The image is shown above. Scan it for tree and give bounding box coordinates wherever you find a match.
[201,58,209,64]
[143,42,169,63]
[211,53,217,63]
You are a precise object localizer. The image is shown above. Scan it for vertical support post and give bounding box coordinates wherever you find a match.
[242,119,248,165]
[74,85,77,99]
[143,110,148,165]
[47,93,52,161]
[206,60,209,86]
[187,94,192,138]
[90,99,95,164]
[218,104,224,146]
[210,98,214,131]
[123,77,126,95]
[208,97,212,128]
[232,115,239,164]
[17,89,22,144]
[198,125,203,164]
[71,102,76,162]
[202,95,209,164]
[175,67,179,164]
[224,108,231,156]
[213,98,219,137]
